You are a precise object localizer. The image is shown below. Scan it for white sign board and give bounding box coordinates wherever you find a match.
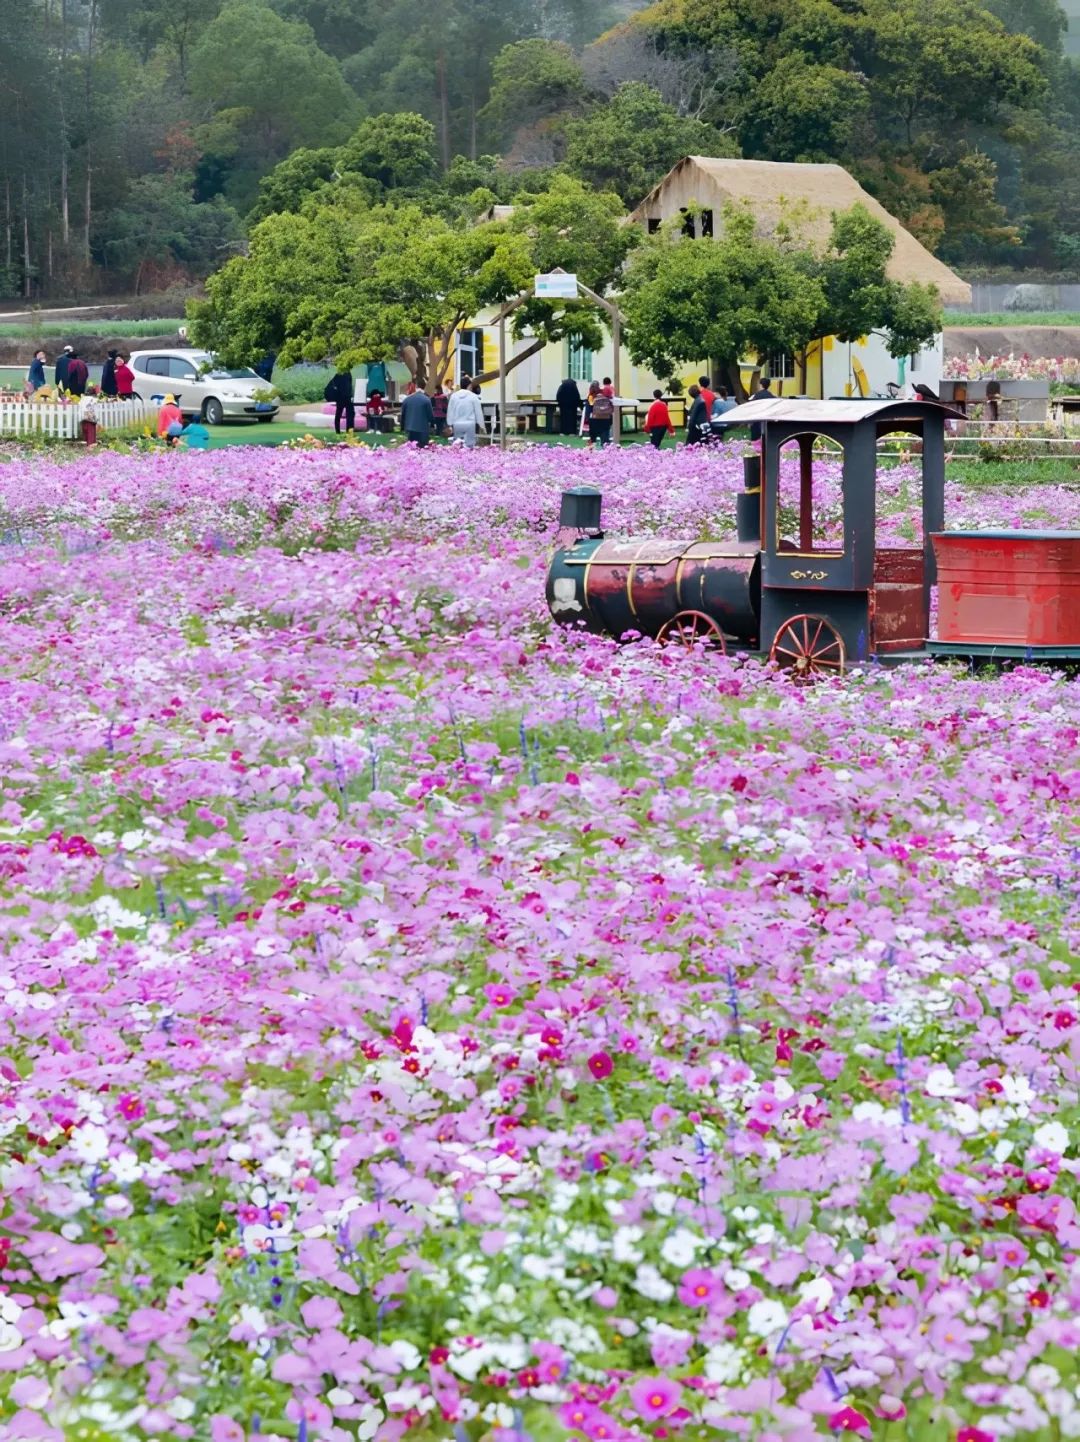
[535,272,579,300]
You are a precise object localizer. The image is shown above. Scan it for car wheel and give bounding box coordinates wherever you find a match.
[203,397,224,426]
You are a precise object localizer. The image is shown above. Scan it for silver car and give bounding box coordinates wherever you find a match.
[127,348,278,425]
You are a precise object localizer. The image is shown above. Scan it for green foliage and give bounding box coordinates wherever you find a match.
[480,39,586,148]
[563,82,737,206]
[95,174,242,278]
[337,112,439,191]
[741,54,868,163]
[188,0,358,206]
[267,363,337,402]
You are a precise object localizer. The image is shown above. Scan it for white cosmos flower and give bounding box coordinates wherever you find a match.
[389,1339,421,1370]
[1033,1121,1069,1155]
[747,1299,788,1337]
[241,1223,295,1255]
[384,1386,424,1411]
[632,1264,674,1302]
[69,1124,109,1164]
[659,1228,701,1268]
[951,1103,980,1135]
[355,1407,383,1441]
[704,1342,742,1383]
[926,1066,959,1097]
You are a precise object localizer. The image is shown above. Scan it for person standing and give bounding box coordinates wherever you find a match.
[747,375,774,441]
[555,377,580,436]
[431,383,449,435]
[115,353,135,398]
[698,374,716,413]
[324,367,355,433]
[65,350,89,396]
[710,385,737,438]
[446,379,485,447]
[100,349,119,398]
[25,349,47,395]
[54,345,73,391]
[644,389,674,449]
[400,384,435,446]
[685,384,710,445]
[584,381,613,446]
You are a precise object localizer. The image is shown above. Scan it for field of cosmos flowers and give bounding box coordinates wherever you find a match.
[0,440,1079,1442]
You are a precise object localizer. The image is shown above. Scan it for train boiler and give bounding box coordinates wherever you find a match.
[547,395,1080,673]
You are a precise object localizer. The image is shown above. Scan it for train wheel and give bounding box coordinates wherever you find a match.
[656,610,727,652]
[769,614,846,678]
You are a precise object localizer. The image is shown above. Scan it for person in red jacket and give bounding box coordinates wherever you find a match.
[65,351,89,396]
[645,389,675,449]
[697,374,716,413]
[115,354,135,397]
[157,393,183,443]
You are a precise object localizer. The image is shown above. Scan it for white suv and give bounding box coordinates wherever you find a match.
[127,348,278,425]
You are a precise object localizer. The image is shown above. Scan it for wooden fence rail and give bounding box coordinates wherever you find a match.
[0,398,156,439]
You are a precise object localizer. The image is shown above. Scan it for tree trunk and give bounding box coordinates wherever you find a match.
[22,176,31,298]
[59,0,70,246]
[723,360,749,403]
[84,0,96,263]
[436,52,451,172]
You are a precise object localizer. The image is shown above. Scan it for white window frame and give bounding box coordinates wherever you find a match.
[567,335,593,383]
[767,351,797,381]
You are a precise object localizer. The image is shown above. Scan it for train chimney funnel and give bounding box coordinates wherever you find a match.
[559,486,603,532]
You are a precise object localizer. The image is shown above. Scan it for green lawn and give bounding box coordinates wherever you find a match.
[0,318,183,338]
[946,311,1080,328]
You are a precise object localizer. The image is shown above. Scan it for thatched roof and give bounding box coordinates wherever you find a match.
[629,157,971,306]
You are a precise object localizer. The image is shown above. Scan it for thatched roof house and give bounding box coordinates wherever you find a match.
[628,156,971,307]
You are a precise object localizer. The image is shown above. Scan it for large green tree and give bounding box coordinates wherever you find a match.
[190,173,635,386]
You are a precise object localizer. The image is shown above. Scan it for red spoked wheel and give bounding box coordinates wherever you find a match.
[769,613,846,678]
[656,610,727,652]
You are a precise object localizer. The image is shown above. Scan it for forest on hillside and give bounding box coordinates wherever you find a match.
[3,0,1080,300]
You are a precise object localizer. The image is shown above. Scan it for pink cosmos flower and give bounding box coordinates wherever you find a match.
[828,1406,871,1434]
[957,1429,996,1442]
[678,1267,720,1307]
[629,1375,681,1419]
[210,1418,245,1442]
[587,1051,613,1080]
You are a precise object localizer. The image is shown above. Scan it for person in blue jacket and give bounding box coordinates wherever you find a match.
[54,345,73,390]
[26,349,47,394]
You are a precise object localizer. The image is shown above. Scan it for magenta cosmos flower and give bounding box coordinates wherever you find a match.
[829,1406,871,1434]
[678,1267,720,1306]
[587,1051,613,1080]
[628,1375,681,1420]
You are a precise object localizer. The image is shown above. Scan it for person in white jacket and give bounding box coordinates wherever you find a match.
[446,378,486,448]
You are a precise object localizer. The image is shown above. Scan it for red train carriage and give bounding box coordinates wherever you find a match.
[546,397,1080,672]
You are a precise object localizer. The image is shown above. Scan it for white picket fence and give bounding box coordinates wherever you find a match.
[0,398,156,440]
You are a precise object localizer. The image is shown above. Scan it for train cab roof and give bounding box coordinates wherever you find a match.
[718,397,964,430]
